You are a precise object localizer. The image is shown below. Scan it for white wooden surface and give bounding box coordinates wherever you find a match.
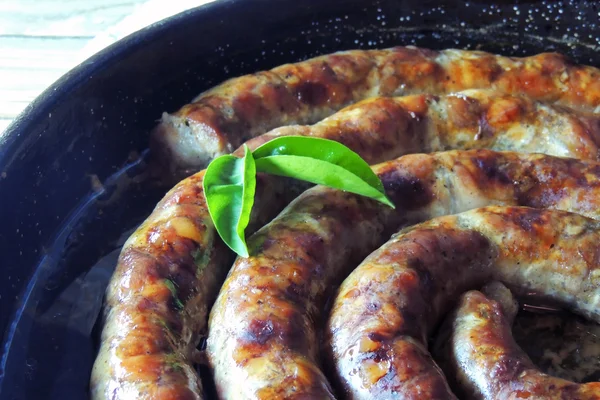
[0,0,212,135]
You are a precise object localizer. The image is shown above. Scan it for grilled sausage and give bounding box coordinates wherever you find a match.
[89,169,302,399]
[436,282,600,399]
[88,87,535,399]
[152,46,600,174]
[95,82,600,399]
[327,206,600,399]
[240,89,600,165]
[207,150,600,399]
[93,84,600,399]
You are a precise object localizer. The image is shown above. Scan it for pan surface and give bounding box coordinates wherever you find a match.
[1,0,599,398]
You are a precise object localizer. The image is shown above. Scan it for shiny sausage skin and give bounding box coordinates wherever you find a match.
[152,46,600,173]
[93,87,501,399]
[90,170,299,399]
[327,206,600,399]
[207,150,600,399]
[438,282,600,399]
[94,85,600,399]
[241,89,600,166]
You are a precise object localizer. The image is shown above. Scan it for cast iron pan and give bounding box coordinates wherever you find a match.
[1,0,599,398]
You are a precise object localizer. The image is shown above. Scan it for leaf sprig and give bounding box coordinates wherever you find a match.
[203,136,394,257]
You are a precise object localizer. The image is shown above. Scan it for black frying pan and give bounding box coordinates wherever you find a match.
[1,0,599,398]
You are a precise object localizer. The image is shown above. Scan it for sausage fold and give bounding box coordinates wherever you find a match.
[94,83,600,400]
[208,151,600,399]
[327,206,600,399]
[436,282,600,400]
[152,46,600,174]
[89,169,299,399]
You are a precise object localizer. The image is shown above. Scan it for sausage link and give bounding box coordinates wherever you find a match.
[96,82,600,398]
[207,150,600,399]
[327,206,600,399]
[240,89,600,166]
[437,282,600,399]
[89,87,555,398]
[152,46,600,173]
[90,170,300,399]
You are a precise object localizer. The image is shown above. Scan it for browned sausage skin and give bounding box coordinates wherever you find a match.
[327,207,600,399]
[437,282,600,400]
[89,88,526,399]
[89,169,302,399]
[240,89,600,165]
[207,151,600,399]
[152,46,600,174]
[94,82,600,399]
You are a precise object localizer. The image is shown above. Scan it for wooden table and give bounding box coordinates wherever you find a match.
[0,0,211,135]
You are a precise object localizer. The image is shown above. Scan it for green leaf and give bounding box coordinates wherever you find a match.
[203,145,256,257]
[253,136,386,193]
[255,155,394,208]
[202,136,395,258]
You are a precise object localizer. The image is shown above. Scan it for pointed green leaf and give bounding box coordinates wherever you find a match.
[253,136,386,193]
[255,155,394,208]
[203,145,256,257]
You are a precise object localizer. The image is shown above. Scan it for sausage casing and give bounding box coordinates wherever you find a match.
[327,206,600,399]
[207,150,600,399]
[152,47,600,173]
[90,170,299,399]
[437,283,600,399]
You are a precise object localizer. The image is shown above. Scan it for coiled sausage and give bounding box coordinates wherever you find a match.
[327,206,600,399]
[208,151,600,399]
[94,82,600,399]
[435,282,600,399]
[152,47,600,174]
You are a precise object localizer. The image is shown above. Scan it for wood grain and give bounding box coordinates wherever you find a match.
[0,1,145,37]
[0,0,210,135]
